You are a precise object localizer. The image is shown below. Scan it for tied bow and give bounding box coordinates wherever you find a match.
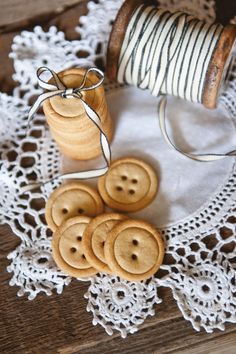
[23,67,111,193]
[28,66,106,123]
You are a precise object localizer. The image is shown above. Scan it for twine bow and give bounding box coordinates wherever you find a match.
[23,67,111,193]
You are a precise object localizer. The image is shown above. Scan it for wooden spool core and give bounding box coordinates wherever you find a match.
[107,0,236,109]
[43,68,113,160]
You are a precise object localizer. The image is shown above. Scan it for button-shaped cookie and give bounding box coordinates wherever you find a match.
[104,219,164,281]
[98,157,158,212]
[52,216,97,277]
[45,182,104,231]
[43,68,113,161]
[82,213,128,273]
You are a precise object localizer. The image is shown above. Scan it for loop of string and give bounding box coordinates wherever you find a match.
[117,5,236,161]
[22,67,111,193]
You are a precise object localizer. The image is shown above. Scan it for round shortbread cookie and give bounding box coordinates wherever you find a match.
[98,157,158,212]
[43,68,102,119]
[43,68,113,161]
[52,216,98,277]
[104,219,164,281]
[45,182,104,231]
[82,213,128,273]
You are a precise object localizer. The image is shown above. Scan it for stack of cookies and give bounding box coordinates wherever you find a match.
[43,68,113,160]
[45,157,165,281]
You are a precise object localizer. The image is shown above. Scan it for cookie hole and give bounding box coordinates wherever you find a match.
[37,257,48,264]
[131,254,137,261]
[129,189,135,195]
[82,254,86,259]
[116,186,123,191]
[102,241,105,247]
[132,239,138,246]
[132,179,138,184]
[71,247,77,253]
[121,175,127,181]
[117,291,125,299]
[62,208,68,214]
[78,208,84,214]
[77,236,82,242]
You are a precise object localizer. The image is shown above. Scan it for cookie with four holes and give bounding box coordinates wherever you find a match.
[52,216,98,277]
[45,182,104,231]
[82,213,128,273]
[104,219,164,281]
[98,157,158,212]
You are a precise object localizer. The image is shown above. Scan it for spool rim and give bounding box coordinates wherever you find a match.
[106,0,154,81]
[202,24,236,109]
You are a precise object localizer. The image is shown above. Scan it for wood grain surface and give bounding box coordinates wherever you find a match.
[0,1,236,353]
[0,0,83,33]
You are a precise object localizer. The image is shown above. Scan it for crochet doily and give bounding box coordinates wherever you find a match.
[1,0,236,338]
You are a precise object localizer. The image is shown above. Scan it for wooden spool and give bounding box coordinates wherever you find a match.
[106,0,236,109]
[43,68,113,160]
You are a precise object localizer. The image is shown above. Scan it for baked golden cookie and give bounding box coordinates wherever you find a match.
[98,157,158,212]
[43,68,113,160]
[82,213,128,273]
[45,182,104,231]
[104,219,164,281]
[52,216,97,277]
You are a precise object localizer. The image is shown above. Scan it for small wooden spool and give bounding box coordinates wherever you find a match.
[43,68,113,160]
[106,0,236,109]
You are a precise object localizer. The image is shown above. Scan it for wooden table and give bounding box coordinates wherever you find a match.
[0,1,236,353]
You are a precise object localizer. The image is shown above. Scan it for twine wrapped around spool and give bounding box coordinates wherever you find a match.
[43,67,113,160]
[106,0,236,161]
[107,0,236,109]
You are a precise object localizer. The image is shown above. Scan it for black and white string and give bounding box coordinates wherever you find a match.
[21,67,111,193]
[117,4,236,161]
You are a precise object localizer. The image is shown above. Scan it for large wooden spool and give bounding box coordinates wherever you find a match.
[106,0,236,109]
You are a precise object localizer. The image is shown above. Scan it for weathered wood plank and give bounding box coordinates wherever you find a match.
[68,320,236,354]
[1,223,236,354]
[0,32,16,94]
[0,0,236,353]
[0,0,83,33]
[0,224,181,354]
[174,331,236,354]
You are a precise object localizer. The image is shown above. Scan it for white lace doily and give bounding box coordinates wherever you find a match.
[1,0,236,338]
